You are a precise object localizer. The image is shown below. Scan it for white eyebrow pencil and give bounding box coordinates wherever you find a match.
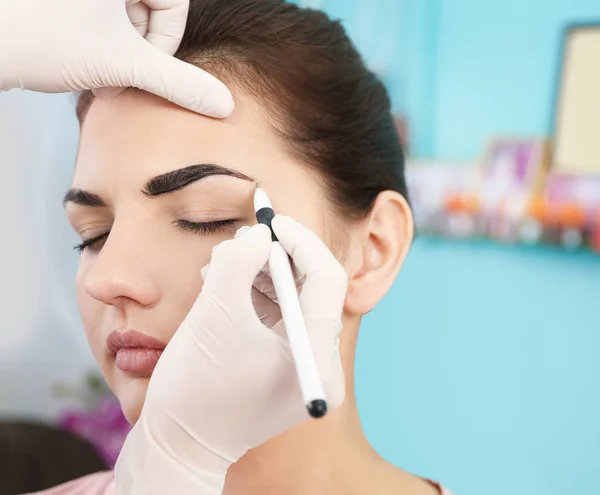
[254,184,327,419]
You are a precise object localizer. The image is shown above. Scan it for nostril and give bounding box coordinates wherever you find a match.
[84,276,116,305]
[80,244,162,307]
[84,271,159,308]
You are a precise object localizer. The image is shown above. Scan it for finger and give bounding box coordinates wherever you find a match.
[94,1,150,100]
[253,270,279,302]
[271,215,348,317]
[237,225,304,302]
[198,225,251,280]
[251,287,284,331]
[126,1,150,38]
[200,262,285,331]
[234,225,252,239]
[142,0,189,55]
[129,41,234,117]
[305,315,345,410]
[203,224,272,294]
[270,320,290,342]
[253,265,304,303]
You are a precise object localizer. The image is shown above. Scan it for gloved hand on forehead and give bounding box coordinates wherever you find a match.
[0,0,233,117]
[114,215,347,495]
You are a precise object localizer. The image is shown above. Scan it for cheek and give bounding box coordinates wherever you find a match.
[75,263,119,392]
[154,236,218,332]
[75,265,103,344]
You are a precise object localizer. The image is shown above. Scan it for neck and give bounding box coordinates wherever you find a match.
[222,317,438,495]
[224,398,383,495]
[224,318,381,495]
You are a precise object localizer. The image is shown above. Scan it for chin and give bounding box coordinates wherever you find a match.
[115,375,150,425]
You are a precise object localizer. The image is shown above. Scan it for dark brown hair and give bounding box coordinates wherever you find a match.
[78,0,407,220]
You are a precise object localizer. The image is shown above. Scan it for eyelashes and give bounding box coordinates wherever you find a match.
[74,219,238,254]
[173,219,237,234]
[74,232,109,253]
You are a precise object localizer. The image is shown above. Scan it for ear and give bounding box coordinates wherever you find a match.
[344,191,413,315]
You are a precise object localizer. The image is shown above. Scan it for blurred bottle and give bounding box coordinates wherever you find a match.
[558,203,587,250]
[591,209,600,253]
[488,196,524,243]
[541,202,562,245]
[464,194,484,235]
[443,193,477,238]
[520,195,545,245]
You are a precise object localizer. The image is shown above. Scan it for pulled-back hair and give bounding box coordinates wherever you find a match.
[78,0,407,220]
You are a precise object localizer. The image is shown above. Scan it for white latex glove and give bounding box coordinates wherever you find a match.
[0,0,233,117]
[115,216,347,494]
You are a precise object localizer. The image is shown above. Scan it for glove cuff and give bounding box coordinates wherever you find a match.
[114,413,230,495]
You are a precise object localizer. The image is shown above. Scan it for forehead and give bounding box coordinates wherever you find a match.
[74,89,300,188]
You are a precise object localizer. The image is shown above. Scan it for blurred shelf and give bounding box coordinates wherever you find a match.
[412,233,600,261]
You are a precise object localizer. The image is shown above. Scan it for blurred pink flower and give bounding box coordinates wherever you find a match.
[59,395,131,467]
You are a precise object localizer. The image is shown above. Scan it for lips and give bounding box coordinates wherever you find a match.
[107,330,167,374]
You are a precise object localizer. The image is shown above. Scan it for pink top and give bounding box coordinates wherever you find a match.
[29,472,114,495]
[29,471,453,494]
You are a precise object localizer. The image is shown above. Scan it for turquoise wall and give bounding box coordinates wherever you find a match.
[303,1,600,494]
[430,0,600,160]
[310,0,600,159]
[357,239,600,495]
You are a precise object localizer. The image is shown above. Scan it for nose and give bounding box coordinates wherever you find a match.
[83,233,162,309]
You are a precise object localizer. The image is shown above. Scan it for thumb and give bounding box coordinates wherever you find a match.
[127,42,234,117]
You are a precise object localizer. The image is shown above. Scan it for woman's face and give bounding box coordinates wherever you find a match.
[67,89,332,423]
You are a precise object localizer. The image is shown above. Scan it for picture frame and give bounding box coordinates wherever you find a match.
[545,172,600,211]
[480,137,549,202]
[551,22,600,174]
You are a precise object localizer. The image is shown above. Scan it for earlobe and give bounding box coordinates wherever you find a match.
[344,191,413,315]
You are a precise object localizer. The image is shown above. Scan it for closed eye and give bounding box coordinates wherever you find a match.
[73,220,239,255]
[74,232,110,253]
[174,219,238,234]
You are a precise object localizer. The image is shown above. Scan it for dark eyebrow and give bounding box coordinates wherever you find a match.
[63,189,106,207]
[142,164,254,197]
